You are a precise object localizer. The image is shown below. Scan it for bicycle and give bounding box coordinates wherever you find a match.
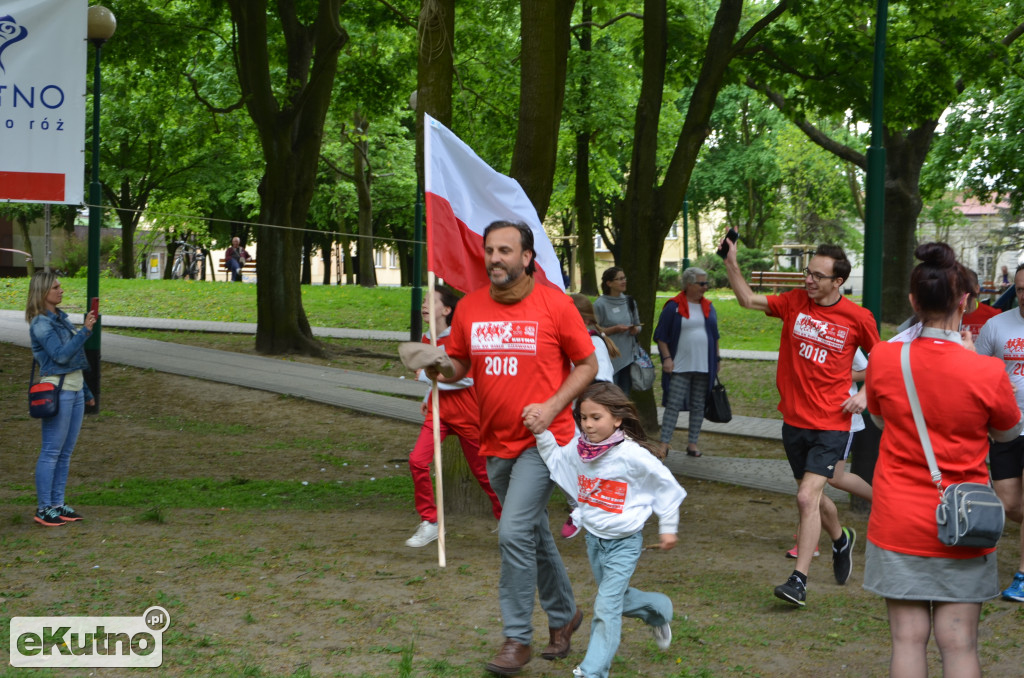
[171,241,206,281]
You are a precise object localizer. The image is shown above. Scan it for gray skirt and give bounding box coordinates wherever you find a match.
[863,541,999,603]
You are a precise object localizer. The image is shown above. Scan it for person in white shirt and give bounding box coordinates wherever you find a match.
[974,264,1024,603]
[524,382,686,678]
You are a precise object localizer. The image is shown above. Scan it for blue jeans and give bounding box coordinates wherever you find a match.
[227,258,243,281]
[486,448,576,644]
[577,532,673,678]
[36,389,85,511]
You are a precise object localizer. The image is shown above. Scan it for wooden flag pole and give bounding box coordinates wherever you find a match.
[427,271,446,567]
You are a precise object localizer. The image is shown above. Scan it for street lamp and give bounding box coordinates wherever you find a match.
[85,5,116,414]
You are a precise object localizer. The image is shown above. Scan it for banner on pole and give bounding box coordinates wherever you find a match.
[424,113,565,293]
[0,0,87,204]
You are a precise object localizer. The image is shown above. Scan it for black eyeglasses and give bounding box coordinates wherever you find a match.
[802,267,836,282]
[693,281,709,287]
[612,277,627,282]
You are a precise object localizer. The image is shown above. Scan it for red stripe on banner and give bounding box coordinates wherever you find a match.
[0,172,65,201]
[425,192,490,293]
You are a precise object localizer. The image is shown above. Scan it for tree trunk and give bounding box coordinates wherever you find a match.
[879,124,936,324]
[619,0,755,431]
[301,233,313,285]
[321,240,332,285]
[574,3,598,296]
[509,0,575,220]
[353,113,377,288]
[416,0,455,175]
[227,0,347,355]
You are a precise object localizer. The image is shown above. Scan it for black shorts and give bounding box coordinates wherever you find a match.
[990,435,1024,481]
[781,424,848,480]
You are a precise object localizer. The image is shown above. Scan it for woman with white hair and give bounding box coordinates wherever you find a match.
[653,267,720,459]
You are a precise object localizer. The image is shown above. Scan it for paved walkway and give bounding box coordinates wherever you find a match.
[0,311,835,499]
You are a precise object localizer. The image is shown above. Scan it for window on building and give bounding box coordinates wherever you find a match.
[667,224,679,239]
[594,234,607,252]
[374,249,383,268]
[389,250,400,269]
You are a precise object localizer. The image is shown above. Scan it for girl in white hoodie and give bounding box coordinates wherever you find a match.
[524,382,686,678]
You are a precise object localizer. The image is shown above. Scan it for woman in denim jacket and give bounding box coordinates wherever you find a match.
[25,271,96,527]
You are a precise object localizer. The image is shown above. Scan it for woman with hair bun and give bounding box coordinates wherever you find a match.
[864,242,1022,677]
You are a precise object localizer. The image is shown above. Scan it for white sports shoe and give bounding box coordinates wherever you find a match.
[405,521,439,547]
[572,666,585,677]
[652,623,672,651]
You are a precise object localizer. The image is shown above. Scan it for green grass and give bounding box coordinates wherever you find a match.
[0,278,411,331]
[1,277,789,351]
[9,476,414,510]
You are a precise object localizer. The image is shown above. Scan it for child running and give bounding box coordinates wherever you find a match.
[523,382,686,678]
[405,285,502,548]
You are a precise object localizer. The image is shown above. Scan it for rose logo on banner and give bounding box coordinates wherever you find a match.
[0,15,29,73]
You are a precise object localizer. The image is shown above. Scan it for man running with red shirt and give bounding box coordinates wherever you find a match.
[724,239,879,606]
[434,220,598,675]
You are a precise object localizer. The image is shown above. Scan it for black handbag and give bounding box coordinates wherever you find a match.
[901,342,1004,548]
[29,360,65,419]
[704,376,732,424]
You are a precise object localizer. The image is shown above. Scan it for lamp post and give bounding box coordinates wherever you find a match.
[409,89,423,341]
[85,5,116,414]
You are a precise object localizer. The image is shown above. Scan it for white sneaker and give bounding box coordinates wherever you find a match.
[572,666,585,677]
[652,623,672,650]
[405,521,438,547]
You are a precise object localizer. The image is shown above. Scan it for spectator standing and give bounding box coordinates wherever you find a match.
[724,239,879,606]
[405,285,502,548]
[25,271,97,527]
[225,236,251,282]
[975,262,1024,603]
[435,220,598,676]
[865,243,1022,675]
[593,267,641,395]
[653,267,719,459]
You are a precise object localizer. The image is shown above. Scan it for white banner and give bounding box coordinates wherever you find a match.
[0,0,87,204]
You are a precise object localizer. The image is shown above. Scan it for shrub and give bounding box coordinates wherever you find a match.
[657,267,682,291]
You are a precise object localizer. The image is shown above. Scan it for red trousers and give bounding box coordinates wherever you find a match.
[409,414,502,522]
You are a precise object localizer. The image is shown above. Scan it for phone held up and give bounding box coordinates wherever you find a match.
[716,228,738,259]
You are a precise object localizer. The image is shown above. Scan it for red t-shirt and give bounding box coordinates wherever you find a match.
[766,290,880,430]
[446,284,595,458]
[961,303,1001,340]
[865,337,1020,558]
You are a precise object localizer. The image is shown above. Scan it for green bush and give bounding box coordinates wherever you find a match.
[54,235,87,277]
[657,267,682,291]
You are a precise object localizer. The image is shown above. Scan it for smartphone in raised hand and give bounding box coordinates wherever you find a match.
[716,228,738,259]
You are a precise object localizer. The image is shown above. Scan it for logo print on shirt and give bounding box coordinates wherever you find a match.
[792,312,850,352]
[1003,337,1024,361]
[577,476,626,514]
[470,321,538,354]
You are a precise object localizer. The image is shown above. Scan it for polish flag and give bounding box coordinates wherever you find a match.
[424,114,565,293]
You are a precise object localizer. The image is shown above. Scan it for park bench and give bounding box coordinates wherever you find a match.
[749,270,805,293]
[219,257,257,281]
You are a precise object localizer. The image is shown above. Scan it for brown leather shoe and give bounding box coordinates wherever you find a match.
[541,607,583,659]
[484,638,531,676]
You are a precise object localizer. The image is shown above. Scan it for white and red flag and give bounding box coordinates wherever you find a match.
[424,113,565,293]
